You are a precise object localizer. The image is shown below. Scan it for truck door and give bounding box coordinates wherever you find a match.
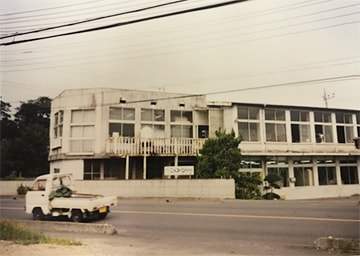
[26,178,51,214]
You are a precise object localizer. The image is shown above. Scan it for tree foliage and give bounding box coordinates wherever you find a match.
[0,97,51,178]
[196,129,261,199]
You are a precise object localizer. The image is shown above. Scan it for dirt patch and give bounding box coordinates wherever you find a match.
[0,240,140,256]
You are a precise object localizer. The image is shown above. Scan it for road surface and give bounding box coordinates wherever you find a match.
[1,197,359,255]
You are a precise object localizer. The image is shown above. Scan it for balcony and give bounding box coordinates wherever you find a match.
[106,137,206,156]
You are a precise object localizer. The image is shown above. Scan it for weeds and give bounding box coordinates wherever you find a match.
[0,219,81,245]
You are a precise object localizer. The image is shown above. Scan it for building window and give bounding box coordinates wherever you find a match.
[293,158,313,186]
[266,157,289,187]
[314,111,333,143]
[170,110,193,138]
[84,159,101,180]
[141,109,165,138]
[317,158,337,185]
[70,109,95,153]
[141,109,165,122]
[336,112,354,143]
[54,110,63,139]
[237,107,260,142]
[340,158,358,184]
[265,109,286,142]
[109,107,135,137]
[291,110,310,143]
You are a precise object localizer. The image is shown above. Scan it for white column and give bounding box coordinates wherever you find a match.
[100,162,104,180]
[335,159,342,186]
[313,158,319,187]
[174,155,179,179]
[125,155,129,180]
[143,155,147,180]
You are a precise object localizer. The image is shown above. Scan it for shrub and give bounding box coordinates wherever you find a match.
[16,184,30,195]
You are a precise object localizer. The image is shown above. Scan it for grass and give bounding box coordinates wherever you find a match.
[0,219,81,245]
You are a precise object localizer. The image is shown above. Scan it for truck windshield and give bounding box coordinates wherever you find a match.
[32,179,46,191]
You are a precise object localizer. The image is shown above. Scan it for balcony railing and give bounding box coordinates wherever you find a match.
[106,137,206,156]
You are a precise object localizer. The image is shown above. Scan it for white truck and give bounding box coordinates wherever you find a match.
[25,173,118,222]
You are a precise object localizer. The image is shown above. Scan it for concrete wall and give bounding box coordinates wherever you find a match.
[0,179,235,199]
[2,179,358,200]
[278,184,360,200]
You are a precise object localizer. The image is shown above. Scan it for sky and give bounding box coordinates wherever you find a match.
[0,0,359,111]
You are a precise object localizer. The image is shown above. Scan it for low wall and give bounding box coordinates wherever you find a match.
[278,184,360,200]
[0,179,236,199]
[2,179,358,200]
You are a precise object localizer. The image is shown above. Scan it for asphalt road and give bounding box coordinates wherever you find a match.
[1,197,359,255]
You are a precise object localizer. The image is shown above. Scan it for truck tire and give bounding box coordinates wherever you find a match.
[32,208,45,221]
[98,212,108,220]
[71,209,83,222]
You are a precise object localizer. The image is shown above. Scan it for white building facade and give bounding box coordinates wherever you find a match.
[215,102,360,199]
[49,88,208,180]
[49,88,360,199]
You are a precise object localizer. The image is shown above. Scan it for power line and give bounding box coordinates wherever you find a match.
[0,0,324,34]
[0,0,249,46]
[0,0,190,39]
[0,0,103,16]
[1,17,358,71]
[0,0,335,52]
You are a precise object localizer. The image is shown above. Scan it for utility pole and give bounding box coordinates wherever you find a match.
[323,89,335,108]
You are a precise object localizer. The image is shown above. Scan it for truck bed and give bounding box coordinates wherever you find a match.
[49,194,117,211]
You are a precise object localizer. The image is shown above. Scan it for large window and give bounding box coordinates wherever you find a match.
[336,112,354,143]
[317,158,337,185]
[265,109,286,142]
[54,110,63,139]
[293,158,313,186]
[170,110,193,138]
[340,158,358,184]
[84,159,101,180]
[314,111,333,143]
[266,157,289,187]
[141,109,165,138]
[291,110,311,143]
[237,107,260,142]
[70,109,95,153]
[109,107,135,137]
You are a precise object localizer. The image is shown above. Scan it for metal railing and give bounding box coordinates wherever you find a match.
[106,137,206,156]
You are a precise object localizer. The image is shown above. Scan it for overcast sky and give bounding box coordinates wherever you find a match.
[1,0,359,110]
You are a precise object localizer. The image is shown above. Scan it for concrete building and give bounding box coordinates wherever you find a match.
[214,102,360,199]
[49,88,209,180]
[49,88,360,199]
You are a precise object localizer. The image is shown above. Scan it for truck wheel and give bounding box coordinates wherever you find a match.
[99,212,108,220]
[71,209,83,222]
[33,208,45,221]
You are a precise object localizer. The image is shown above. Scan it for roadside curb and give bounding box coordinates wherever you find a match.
[12,220,117,235]
[315,237,360,253]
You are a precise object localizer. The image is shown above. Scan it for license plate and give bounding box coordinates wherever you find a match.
[99,206,107,213]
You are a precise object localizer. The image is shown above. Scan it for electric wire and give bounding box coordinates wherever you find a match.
[0,0,190,39]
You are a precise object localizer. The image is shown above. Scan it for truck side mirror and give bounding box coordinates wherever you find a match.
[354,137,360,149]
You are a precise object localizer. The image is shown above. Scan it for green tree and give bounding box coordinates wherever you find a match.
[1,101,18,140]
[0,97,51,178]
[196,129,261,199]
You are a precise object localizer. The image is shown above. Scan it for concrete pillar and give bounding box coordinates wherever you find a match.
[174,155,179,179]
[143,155,147,180]
[288,158,295,188]
[313,158,319,187]
[125,155,129,180]
[100,161,104,180]
[335,159,342,186]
